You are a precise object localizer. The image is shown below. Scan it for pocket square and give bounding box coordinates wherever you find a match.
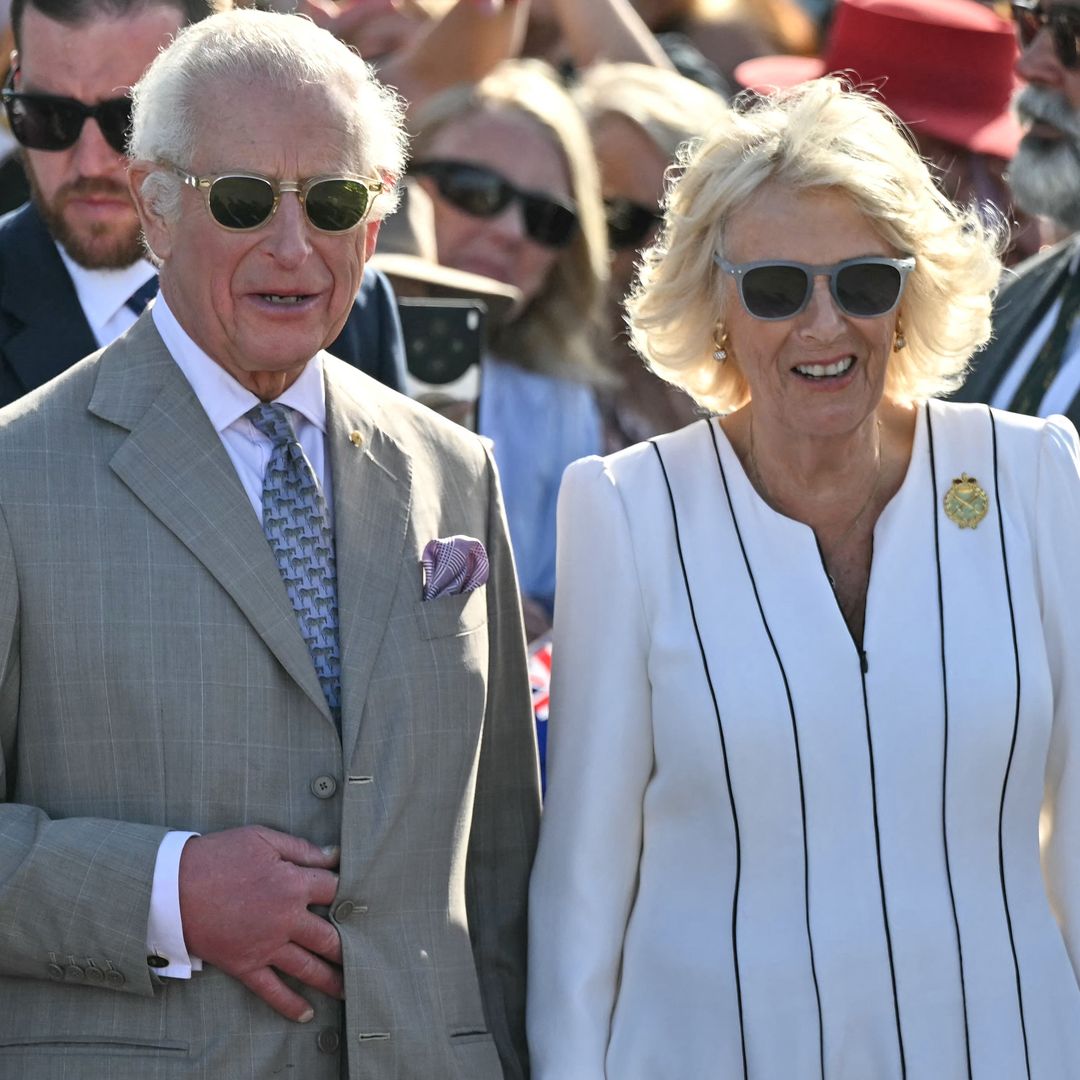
[421,536,489,601]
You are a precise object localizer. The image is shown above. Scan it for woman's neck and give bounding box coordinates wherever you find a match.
[740,408,890,535]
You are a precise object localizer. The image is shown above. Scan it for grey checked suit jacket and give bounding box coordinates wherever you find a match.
[0,314,540,1079]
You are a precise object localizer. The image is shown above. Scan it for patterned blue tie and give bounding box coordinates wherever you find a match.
[125,275,158,315]
[247,403,341,726]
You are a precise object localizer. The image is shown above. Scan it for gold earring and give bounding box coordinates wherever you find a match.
[893,317,907,352]
[713,328,729,362]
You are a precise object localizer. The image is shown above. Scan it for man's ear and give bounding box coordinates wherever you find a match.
[363,218,381,261]
[127,160,172,262]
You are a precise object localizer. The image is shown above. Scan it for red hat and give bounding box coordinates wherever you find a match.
[734,0,1021,159]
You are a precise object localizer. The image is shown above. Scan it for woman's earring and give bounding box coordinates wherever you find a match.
[713,328,729,363]
[893,317,907,352]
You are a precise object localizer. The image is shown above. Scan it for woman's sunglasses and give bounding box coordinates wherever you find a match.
[1,71,131,155]
[714,255,916,321]
[411,159,579,249]
[1012,1,1080,67]
[605,196,662,251]
[165,163,384,233]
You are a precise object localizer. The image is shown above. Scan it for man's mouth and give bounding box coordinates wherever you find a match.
[260,294,311,305]
[793,356,855,379]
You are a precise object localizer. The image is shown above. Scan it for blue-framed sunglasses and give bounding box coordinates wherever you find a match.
[714,254,916,321]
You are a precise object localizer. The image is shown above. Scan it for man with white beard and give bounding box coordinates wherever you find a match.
[956,1,1080,422]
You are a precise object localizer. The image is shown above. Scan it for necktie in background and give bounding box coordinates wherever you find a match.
[1009,263,1080,415]
[125,275,159,316]
[247,403,341,727]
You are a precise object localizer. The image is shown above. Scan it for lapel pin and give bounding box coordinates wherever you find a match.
[349,430,363,447]
[943,473,989,529]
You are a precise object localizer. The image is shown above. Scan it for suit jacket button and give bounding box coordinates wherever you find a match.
[333,900,354,922]
[317,1028,341,1054]
[47,963,64,980]
[85,964,105,984]
[65,964,85,981]
[105,969,126,987]
[310,775,337,799]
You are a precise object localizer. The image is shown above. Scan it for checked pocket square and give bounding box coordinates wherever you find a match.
[421,536,489,601]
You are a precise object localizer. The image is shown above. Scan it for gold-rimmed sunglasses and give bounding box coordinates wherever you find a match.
[164,162,384,233]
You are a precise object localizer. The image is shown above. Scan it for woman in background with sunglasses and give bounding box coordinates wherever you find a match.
[573,61,728,451]
[410,60,609,640]
[529,77,1080,1078]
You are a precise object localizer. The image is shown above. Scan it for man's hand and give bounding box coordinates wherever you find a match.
[178,826,343,1023]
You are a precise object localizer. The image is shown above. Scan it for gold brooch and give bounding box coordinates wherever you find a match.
[349,430,363,447]
[943,473,989,529]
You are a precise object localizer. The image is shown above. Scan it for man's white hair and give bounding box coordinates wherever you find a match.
[129,8,407,222]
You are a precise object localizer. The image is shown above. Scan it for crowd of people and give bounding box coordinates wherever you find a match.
[2,0,1080,1076]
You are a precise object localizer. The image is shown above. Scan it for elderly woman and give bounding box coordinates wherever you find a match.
[528,77,1080,1079]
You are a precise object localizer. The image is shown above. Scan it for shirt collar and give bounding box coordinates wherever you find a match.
[150,293,327,435]
[56,243,157,339]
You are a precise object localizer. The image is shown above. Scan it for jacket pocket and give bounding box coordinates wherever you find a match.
[415,584,487,640]
[0,1034,189,1053]
[450,1030,503,1078]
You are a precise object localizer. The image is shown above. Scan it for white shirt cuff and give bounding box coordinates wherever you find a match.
[147,830,203,978]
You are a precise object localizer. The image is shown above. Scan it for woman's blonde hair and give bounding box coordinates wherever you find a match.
[573,62,729,162]
[626,77,1005,412]
[410,60,609,381]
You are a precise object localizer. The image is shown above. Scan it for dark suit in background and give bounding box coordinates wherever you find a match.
[953,237,1080,426]
[0,201,408,408]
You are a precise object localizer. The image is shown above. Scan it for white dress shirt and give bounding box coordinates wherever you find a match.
[990,249,1080,416]
[57,245,157,349]
[145,295,332,978]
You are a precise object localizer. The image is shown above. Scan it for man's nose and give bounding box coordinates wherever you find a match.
[69,114,125,177]
[262,191,314,265]
[1016,23,1068,86]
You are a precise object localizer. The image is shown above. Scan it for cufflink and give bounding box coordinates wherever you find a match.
[147,954,169,969]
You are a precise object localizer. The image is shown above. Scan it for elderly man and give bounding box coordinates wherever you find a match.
[957,0,1080,420]
[0,9,539,1079]
[0,0,406,407]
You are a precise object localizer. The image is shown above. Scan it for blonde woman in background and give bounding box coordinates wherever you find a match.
[574,61,728,448]
[410,59,609,637]
[530,78,1080,1078]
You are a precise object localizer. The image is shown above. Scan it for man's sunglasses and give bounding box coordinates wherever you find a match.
[1,71,131,155]
[605,196,662,251]
[165,163,384,233]
[411,159,579,249]
[714,255,916,321]
[1012,1,1080,68]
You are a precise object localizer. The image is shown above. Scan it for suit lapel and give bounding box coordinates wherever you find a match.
[960,241,1075,405]
[324,362,412,756]
[90,319,334,723]
[0,204,97,393]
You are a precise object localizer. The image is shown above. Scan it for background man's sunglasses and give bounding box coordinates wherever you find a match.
[605,196,662,251]
[1,72,131,154]
[714,255,916,321]
[165,163,384,233]
[411,159,579,249]
[1012,1,1080,67]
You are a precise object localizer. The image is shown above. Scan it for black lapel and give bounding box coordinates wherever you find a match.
[956,239,1076,405]
[0,203,97,399]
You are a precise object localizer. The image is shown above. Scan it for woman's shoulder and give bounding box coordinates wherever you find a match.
[567,418,716,486]
[928,399,1080,482]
